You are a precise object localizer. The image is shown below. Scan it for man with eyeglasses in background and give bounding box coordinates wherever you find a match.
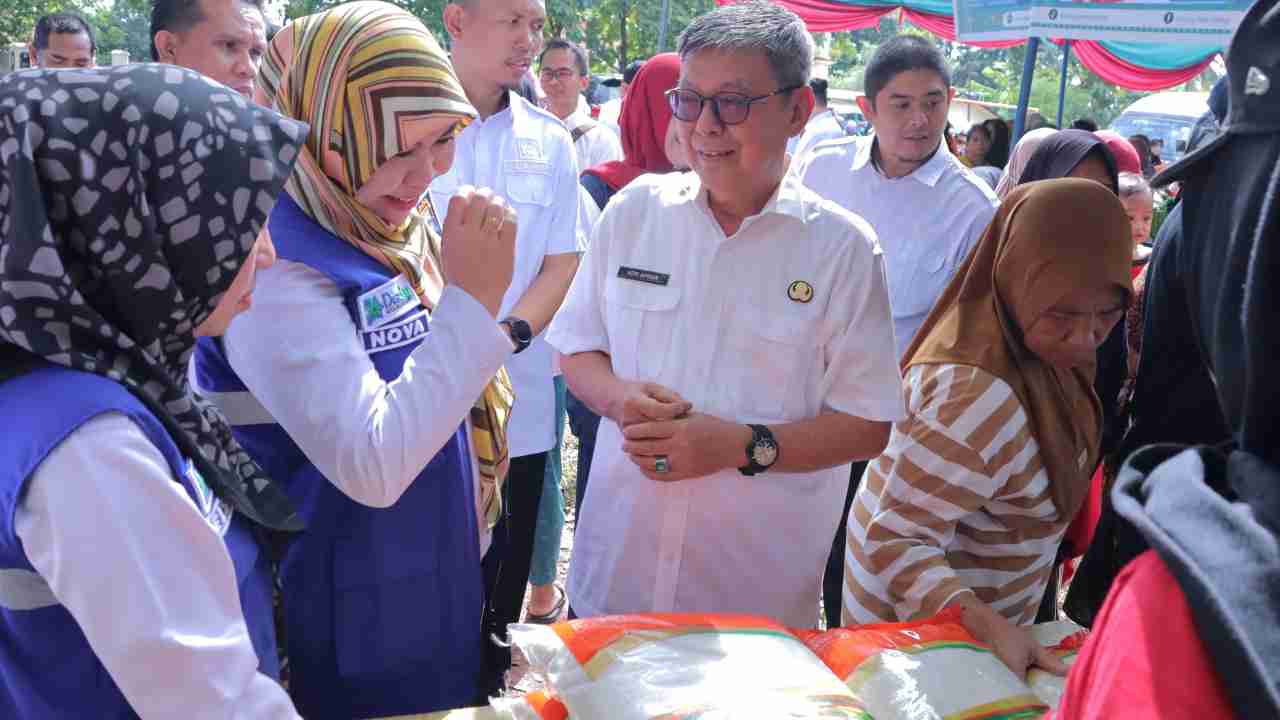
[546,0,903,627]
[539,39,622,175]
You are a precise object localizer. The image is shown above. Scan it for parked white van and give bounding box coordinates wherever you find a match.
[1109,92,1211,163]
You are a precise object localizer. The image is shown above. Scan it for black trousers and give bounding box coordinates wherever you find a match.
[822,460,868,629]
[480,451,547,693]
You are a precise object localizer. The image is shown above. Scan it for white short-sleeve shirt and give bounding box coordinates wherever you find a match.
[799,136,999,358]
[787,109,847,163]
[546,170,905,627]
[429,92,583,457]
[565,108,623,174]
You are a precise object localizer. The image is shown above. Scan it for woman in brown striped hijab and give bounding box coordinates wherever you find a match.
[843,179,1132,679]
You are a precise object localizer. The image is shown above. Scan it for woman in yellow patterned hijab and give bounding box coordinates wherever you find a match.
[259,0,513,509]
[260,0,473,299]
[190,2,519,716]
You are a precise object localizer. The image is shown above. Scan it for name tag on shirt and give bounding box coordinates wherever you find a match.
[361,308,429,354]
[618,266,670,286]
[187,462,233,538]
[357,274,420,331]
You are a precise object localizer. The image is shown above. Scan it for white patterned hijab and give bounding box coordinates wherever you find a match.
[0,65,307,531]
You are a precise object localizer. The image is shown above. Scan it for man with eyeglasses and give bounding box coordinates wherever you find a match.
[796,35,998,629]
[539,39,622,175]
[547,0,903,627]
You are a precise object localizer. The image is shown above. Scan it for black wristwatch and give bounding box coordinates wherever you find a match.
[500,317,533,354]
[739,424,779,476]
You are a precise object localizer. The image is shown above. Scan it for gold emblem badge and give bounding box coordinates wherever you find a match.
[787,280,814,303]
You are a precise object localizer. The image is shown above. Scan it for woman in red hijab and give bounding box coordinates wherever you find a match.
[581,53,684,211]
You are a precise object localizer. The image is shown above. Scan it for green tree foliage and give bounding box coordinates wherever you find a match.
[0,0,87,49]
[90,0,154,64]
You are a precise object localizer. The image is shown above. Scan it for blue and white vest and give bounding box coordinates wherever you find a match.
[0,365,277,719]
[193,194,484,719]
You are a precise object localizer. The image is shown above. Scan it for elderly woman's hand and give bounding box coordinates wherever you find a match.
[955,596,1069,680]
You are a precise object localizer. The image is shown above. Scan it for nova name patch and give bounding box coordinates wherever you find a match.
[617,266,670,286]
[362,309,429,353]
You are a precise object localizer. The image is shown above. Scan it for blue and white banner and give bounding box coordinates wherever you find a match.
[954,0,1250,43]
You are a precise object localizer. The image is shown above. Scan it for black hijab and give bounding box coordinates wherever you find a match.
[0,65,307,531]
[1112,63,1280,716]
[1017,129,1119,193]
[984,118,1011,169]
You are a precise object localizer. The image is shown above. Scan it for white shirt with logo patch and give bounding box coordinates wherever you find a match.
[546,170,905,627]
[430,92,583,457]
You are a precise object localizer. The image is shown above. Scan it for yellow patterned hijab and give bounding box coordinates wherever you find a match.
[261,1,512,525]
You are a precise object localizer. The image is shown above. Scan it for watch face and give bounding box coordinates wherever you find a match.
[752,440,778,467]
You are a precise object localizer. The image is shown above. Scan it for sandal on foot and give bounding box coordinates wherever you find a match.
[524,584,566,625]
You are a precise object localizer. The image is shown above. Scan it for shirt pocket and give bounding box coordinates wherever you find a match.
[726,306,822,421]
[605,279,682,382]
[504,163,553,208]
[898,250,949,319]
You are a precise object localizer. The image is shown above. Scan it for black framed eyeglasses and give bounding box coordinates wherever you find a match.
[538,68,578,83]
[665,85,803,126]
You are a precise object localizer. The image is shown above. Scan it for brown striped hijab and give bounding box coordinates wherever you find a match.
[902,179,1133,519]
[259,1,513,524]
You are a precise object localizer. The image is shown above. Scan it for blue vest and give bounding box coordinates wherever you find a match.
[193,194,484,719]
[0,365,278,719]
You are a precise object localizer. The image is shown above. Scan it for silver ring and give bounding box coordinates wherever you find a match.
[654,456,670,474]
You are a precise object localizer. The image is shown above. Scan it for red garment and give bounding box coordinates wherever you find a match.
[1095,131,1143,175]
[1050,551,1234,720]
[582,53,680,192]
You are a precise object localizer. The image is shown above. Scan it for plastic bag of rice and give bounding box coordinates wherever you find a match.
[799,607,1051,720]
[1026,620,1089,707]
[503,613,865,720]
[490,690,568,719]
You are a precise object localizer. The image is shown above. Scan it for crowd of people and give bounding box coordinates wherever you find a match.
[0,0,1276,718]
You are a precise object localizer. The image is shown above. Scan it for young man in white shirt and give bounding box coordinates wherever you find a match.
[437,0,582,690]
[539,38,623,174]
[797,35,999,628]
[787,77,846,162]
[547,0,904,628]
